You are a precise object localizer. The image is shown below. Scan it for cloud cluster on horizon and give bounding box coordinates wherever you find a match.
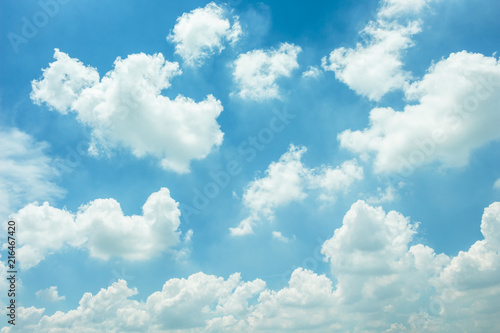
[4,201,499,332]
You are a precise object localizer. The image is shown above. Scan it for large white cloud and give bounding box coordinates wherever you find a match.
[12,201,81,270]
[31,49,224,173]
[322,20,420,101]
[11,188,181,270]
[0,128,64,222]
[233,43,301,101]
[168,2,241,66]
[147,272,265,331]
[429,202,500,332]
[321,201,450,321]
[339,51,500,174]
[321,0,440,101]
[230,145,363,236]
[5,202,500,332]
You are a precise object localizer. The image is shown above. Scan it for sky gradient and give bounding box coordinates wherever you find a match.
[1,0,500,332]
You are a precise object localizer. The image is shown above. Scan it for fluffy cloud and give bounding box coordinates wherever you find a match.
[0,128,64,222]
[31,49,224,173]
[30,49,99,113]
[233,43,301,100]
[301,66,322,79]
[35,286,65,302]
[429,202,500,332]
[5,202,500,332]
[321,0,439,101]
[495,178,500,190]
[147,272,265,331]
[339,51,500,174]
[11,188,181,270]
[322,20,420,101]
[168,2,241,65]
[322,201,448,313]
[230,145,363,236]
[12,201,80,270]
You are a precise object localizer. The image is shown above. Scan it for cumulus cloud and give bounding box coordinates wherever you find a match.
[339,51,500,174]
[11,188,181,270]
[31,49,224,173]
[168,2,241,65]
[147,272,265,330]
[230,145,363,236]
[233,43,301,100]
[35,286,65,302]
[494,178,500,190]
[323,20,420,101]
[0,128,64,221]
[5,201,500,332]
[322,201,447,311]
[12,202,80,270]
[429,202,500,331]
[30,50,99,113]
[321,0,440,101]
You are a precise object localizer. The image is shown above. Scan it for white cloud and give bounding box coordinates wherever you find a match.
[365,186,397,204]
[495,178,500,190]
[35,286,65,302]
[241,145,308,222]
[0,128,64,222]
[11,188,181,269]
[37,280,146,332]
[30,49,99,113]
[322,20,420,101]
[301,66,321,79]
[429,202,500,332]
[12,201,80,270]
[229,217,255,237]
[31,49,224,173]
[309,158,365,202]
[232,145,363,235]
[378,0,437,18]
[233,43,301,100]
[271,231,290,242]
[322,0,440,101]
[168,2,241,66]
[321,200,447,309]
[6,201,500,331]
[247,268,338,331]
[339,51,500,174]
[1,306,45,333]
[147,272,265,330]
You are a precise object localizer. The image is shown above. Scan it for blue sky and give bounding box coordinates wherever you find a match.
[1,0,500,331]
